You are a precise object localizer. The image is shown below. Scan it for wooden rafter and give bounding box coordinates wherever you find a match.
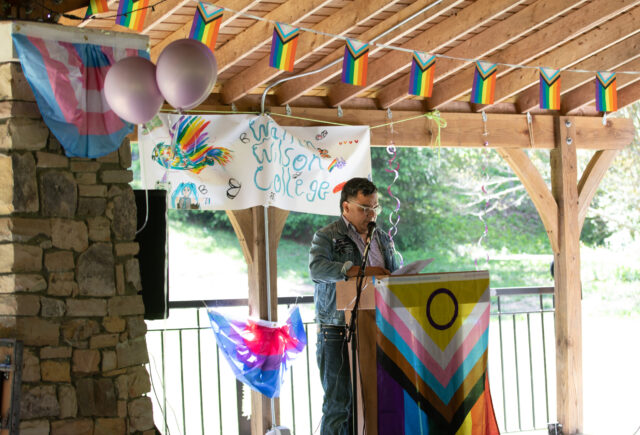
[275,0,464,105]
[489,5,640,105]
[376,0,587,109]
[219,0,404,104]
[326,0,526,107]
[149,0,262,61]
[213,0,333,74]
[618,78,640,109]
[425,0,640,110]
[516,32,640,113]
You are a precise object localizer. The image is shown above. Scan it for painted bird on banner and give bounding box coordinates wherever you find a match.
[375,272,500,434]
[151,115,233,174]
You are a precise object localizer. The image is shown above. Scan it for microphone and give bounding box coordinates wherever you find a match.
[365,221,376,244]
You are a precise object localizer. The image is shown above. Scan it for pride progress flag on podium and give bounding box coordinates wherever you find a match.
[375,271,500,434]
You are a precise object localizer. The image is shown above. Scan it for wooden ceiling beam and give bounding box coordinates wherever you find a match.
[140,0,192,34]
[617,79,640,110]
[326,0,526,108]
[275,0,464,106]
[219,0,404,104]
[425,0,640,110]
[562,56,640,115]
[214,0,334,74]
[487,5,640,106]
[377,0,587,109]
[149,0,261,62]
[516,23,640,113]
[172,105,634,150]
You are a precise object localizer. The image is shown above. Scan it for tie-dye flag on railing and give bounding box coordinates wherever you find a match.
[595,72,618,112]
[342,39,369,86]
[84,0,109,19]
[269,23,300,71]
[375,271,500,434]
[470,61,497,105]
[116,0,149,32]
[539,67,561,110]
[189,2,224,52]
[409,51,436,98]
[207,306,307,398]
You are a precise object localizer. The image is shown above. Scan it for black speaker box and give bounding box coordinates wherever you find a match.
[134,189,169,320]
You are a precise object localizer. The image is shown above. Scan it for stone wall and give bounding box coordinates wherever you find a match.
[0,59,155,433]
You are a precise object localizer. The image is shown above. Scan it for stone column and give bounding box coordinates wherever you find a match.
[0,23,154,435]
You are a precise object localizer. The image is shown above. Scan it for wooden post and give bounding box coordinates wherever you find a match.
[226,206,289,435]
[550,116,582,434]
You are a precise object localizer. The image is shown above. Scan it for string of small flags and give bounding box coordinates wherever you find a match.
[109,0,626,112]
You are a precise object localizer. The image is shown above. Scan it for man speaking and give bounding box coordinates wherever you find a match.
[309,177,400,434]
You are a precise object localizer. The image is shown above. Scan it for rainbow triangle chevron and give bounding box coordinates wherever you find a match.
[269,23,300,71]
[539,67,561,110]
[84,0,108,19]
[409,51,436,97]
[189,2,224,52]
[342,39,369,86]
[595,72,617,112]
[116,0,149,32]
[375,272,500,434]
[471,61,497,105]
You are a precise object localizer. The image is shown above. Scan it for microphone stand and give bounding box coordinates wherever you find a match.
[347,227,374,435]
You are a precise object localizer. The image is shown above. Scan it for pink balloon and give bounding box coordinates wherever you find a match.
[156,39,217,111]
[104,57,164,124]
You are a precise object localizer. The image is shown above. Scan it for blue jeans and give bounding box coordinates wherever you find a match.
[317,325,353,435]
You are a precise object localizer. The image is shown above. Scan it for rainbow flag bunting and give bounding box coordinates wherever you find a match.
[408,51,436,98]
[539,67,561,110]
[269,23,300,72]
[116,0,149,32]
[84,0,109,19]
[189,2,224,52]
[375,271,500,434]
[470,61,497,105]
[342,39,369,86]
[595,72,618,112]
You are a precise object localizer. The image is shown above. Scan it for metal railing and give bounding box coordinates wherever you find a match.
[145,287,555,434]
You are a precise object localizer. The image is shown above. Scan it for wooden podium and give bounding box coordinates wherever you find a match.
[336,275,383,435]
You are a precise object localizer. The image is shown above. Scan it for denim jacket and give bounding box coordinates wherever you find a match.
[309,218,400,326]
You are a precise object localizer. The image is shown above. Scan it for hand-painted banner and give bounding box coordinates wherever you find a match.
[138,114,371,215]
[539,67,561,110]
[11,21,148,158]
[189,2,223,52]
[375,271,500,434]
[207,306,307,398]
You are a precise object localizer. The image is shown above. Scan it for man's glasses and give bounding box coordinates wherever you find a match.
[348,201,382,215]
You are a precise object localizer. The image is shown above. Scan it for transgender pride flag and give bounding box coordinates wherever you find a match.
[11,23,148,158]
[207,306,307,398]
